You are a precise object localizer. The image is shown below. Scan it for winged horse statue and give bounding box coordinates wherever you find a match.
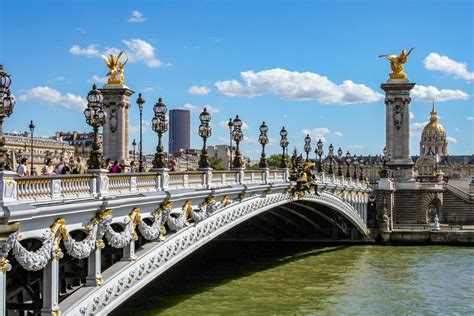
[379,48,414,80]
[102,51,128,84]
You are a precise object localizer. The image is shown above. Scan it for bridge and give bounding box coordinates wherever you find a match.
[0,167,370,315]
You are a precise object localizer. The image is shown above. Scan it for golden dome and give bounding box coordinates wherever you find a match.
[422,102,446,137]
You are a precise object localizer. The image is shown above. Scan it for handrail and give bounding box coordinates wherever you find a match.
[445,183,473,202]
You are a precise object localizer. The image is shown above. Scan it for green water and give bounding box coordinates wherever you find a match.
[113,243,474,315]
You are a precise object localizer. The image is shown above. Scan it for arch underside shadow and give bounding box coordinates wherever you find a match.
[62,192,368,314]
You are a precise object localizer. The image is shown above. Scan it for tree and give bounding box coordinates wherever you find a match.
[209,156,225,170]
[266,154,291,169]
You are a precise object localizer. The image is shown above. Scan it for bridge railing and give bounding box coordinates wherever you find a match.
[4,168,371,205]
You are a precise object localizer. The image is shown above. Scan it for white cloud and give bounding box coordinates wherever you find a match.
[411,85,469,102]
[334,131,343,137]
[19,86,86,111]
[302,128,330,142]
[410,121,428,132]
[215,68,383,104]
[69,44,100,57]
[143,87,155,93]
[446,136,457,144]
[409,112,415,120]
[48,76,65,83]
[122,39,164,68]
[129,120,151,134]
[89,75,108,84]
[188,85,211,95]
[182,103,220,114]
[70,38,166,68]
[467,116,474,121]
[128,10,146,23]
[348,144,365,149]
[423,52,474,81]
[219,120,249,130]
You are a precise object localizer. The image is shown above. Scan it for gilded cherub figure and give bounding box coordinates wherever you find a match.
[379,48,414,80]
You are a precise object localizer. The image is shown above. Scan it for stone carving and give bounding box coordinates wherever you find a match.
[109,108,118,133]
[13,230,54,271]
[393,102,404,130]
[63,225,98,259]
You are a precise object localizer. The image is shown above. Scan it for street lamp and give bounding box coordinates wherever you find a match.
[0,65,15,171]
[132,139,137,161]
[29,120,35,174]
[380,146,390,178]
[328,143,334,175]
[359,156,365,181]
[258,121,269,168]
[352,154,358,180]
[316,139,324,173]
[198,107,212,169]
[228,118,233,169]
[83,84,106,170]
[136,93,145,172]
[345,151,351,178]
[303,134,311,162]
[279,126,289,168]
[337,147,343,177]
[231,115,244,168]
[152,97,168,169]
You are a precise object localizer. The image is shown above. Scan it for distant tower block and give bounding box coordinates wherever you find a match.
[169,109,191,154]
[100,83,134,163]
[381,80,415,182]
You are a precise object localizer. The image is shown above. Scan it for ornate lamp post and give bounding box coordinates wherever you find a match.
[352,154,358,180]
[380,146,390,178]
[231,115,244,168]
[359,157,365,181]
[198,107,212,169]
[152,97,168,169]
[316,139,324,173]
[279,126,289,168]
[228,118,233,169]
[345,151,351,178]
[258,121,269,168]
[303,134,311,162]
[0,65,15,171]
[132,139,137,161]
[328,143,334,175]
[337,147,343,177]
[83,84,106,169]
[28,120,35,174]
[136,93,145,172]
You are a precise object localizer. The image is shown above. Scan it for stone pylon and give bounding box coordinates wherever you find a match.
[100,84,134,164]
[381,80,415,182]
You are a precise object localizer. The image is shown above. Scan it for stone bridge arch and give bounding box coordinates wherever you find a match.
[61,191,368,315]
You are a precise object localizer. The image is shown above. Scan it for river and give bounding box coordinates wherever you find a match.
[112,242,474,315]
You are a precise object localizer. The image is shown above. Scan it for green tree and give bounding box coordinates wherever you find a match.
[209,156,225,170]
[266,154,291,169]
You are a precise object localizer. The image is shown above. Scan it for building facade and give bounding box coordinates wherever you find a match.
[169,109,191,154]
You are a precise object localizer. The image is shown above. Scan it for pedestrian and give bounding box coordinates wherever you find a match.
[130,160,136,173]
[55,157,66,174]
[110,160,121,173]
[73,157,87,174]
[16,158,29,176]
[42,159,56,175]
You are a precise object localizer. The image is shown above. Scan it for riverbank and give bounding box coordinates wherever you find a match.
[379,229,474,245]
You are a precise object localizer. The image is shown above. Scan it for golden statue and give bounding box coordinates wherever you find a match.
[379,48,414,80]
[102,51,128,84]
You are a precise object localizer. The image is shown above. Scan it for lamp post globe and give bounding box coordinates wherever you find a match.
[136,93,145,172]
[258,121,269,168]
[303,134,311,162]
[198,107,212,169]
[231,115,244,168]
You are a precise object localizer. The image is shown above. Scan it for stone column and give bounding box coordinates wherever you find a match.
[100,84,134,164]
[85,240,103,286]
[381,80,415,182]
[375,178,395,236]
[41,255,60,315]
[0,258,10,315]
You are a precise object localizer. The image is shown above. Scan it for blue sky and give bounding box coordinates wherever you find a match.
[1,0,473,158]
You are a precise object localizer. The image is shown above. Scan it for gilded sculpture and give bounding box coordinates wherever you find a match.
[379,48,414,80]
[102,51,128,85]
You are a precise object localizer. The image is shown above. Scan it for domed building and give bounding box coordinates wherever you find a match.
[419,102,448,156]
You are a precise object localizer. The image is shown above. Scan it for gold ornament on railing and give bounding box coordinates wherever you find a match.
[379,47,414,80]
[102,51,128,85]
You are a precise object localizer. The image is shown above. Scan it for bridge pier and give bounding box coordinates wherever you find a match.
[86,241,103,286]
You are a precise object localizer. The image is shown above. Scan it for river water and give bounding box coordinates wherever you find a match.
[113,242,474,315]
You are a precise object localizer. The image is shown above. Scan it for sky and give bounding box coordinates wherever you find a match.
[1,0,473,159]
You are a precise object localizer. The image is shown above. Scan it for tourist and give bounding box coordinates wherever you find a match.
[55,157,67,174]
[130,160,136,173]
[42,159,56,176]
[110,160,121,173]
[73,157,87,174]
[16,158,29,176]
